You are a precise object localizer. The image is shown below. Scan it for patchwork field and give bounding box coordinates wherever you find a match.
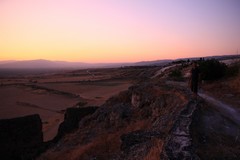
[0,68,135,141]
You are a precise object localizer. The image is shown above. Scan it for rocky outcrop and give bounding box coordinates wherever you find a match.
[34,64,240,159]
[130,83,156,109]
[0,114,44,160]
[37,82,191,160]
[54,107,98,141]
[77,103,132,133]
[119,130,164,159]
[161,100,200,160]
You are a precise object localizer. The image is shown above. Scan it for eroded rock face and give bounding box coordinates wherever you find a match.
[38,82,192,160]
[0,114,43,160]
[131,93,141,108]
[108,104,132,127]
[161,100,200,160]
[54,107,98,141]
[130,83,156,109]
[78,103,132,131]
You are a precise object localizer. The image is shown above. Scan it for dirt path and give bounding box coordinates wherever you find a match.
[199,91,240,126]
[164,80,240,126]
[192,91,240,159]
[159,64,240,158]
[151,64,180,78]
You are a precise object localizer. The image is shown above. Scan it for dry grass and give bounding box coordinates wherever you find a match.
[202,71,240,109]
[39,120,151,160]
[76,120,151,159]
[144,139,164,160]
[226,60,240,92]
[229,75,240,92]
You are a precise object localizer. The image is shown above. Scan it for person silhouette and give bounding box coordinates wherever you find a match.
[190,62,200,99]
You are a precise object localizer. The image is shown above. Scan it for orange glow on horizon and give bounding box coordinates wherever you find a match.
[1,0,239,63]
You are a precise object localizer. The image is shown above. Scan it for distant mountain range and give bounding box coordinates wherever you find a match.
[0,60,16,64]
[0,54,239,69]
[0,59,90,69]
[0,59,172,69]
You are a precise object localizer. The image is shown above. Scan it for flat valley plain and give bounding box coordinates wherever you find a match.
[0,67,141,141]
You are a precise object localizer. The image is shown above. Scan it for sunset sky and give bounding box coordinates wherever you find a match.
[1,0,240,63]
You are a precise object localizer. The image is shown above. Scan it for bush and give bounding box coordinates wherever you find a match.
[169,69,183,80]
[199,59,227,81]
[226,65,239,77]
[225,62,240,77]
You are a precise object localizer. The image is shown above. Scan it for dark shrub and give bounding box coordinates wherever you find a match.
[199,59,227,81]
[225,62,240,77]
[169,69,183,81]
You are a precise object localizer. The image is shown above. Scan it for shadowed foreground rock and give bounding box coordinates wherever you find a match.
[0,114,43,160]
[54,106,98,142]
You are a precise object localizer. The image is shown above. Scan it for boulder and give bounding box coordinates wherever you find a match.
[54,107,98,141]
[0,114,43,160]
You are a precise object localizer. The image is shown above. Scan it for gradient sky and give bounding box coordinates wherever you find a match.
[1,0,240,62]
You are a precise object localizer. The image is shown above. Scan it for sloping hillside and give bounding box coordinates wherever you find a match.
[37,60,240,159]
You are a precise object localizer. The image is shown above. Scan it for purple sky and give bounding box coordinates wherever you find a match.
[1,0,240,62]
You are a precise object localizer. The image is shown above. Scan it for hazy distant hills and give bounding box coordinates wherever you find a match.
[0,59,90,69]
[0,55,239,69]
[134,59,173,66]
[0,60,16,64]
[0,59,172,69]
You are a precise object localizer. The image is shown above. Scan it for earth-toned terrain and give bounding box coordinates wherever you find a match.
[0,58,239,160]
[0,67,153,141]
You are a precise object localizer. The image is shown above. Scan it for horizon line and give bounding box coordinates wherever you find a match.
[0,53,239,64]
